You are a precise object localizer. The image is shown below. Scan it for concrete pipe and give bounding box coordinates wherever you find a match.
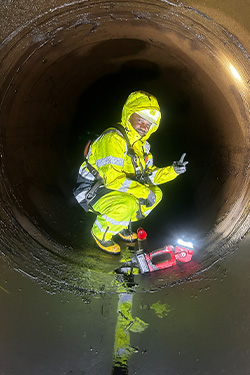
[1,0,250,293]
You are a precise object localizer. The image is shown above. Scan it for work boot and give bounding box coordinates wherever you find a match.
[91,230,121,254]
[118,229,137,243]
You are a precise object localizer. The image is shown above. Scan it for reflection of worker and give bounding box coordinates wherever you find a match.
[73,91,188,254]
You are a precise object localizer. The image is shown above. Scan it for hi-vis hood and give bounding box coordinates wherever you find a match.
[121,91,161,145]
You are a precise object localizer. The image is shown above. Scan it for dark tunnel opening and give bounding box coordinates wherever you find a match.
[1,1,250,293]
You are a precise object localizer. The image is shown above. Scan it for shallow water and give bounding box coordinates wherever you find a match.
[1,232,250,375]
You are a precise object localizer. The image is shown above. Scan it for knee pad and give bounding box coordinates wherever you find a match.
[124,194,138,214]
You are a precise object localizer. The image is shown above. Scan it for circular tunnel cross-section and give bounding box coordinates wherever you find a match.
[0,0,250,294]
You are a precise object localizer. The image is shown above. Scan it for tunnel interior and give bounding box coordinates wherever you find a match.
[1,1,250,293]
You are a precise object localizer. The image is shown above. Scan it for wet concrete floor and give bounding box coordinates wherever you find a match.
[1,232,250,375]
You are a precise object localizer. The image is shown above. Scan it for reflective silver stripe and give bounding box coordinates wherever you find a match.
[119,293,133,303]
[143,208,152,216]
[147,190,156,204]
[74,190,87,203]
[79,166,95,181]
[95,219,117,234]
[144,141,151,154]
[102,214,129,227]
[117,348,127,356]
[96,156,124,168]
[146,158,153,167]
[148,169,158,185]
[124,142,128,154]
[118,178,132,193]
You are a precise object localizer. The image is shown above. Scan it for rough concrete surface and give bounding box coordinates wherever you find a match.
[1,1,250,374]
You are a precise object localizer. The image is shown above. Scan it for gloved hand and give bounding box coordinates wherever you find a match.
[139,190,156,207]
[173,153,189,174]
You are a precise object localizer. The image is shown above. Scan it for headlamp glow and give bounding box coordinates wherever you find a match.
[177,239,194,249]
[135,109,160,126]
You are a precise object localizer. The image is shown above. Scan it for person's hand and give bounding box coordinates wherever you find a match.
[173,153,188,174]
[139,190,156,207]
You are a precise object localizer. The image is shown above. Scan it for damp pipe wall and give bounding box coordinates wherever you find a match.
[0,0,250,293]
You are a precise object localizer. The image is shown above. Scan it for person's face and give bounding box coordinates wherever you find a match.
[129,113,152,136]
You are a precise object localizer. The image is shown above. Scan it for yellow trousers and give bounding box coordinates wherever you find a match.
[92,185,162,241]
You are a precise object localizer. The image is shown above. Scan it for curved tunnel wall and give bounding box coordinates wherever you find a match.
[1,0,250,293]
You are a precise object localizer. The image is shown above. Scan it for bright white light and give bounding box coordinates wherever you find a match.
[177,239,194,249]
[230,64,242,81]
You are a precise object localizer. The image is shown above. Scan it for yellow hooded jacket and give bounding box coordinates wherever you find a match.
[77,91,178,204]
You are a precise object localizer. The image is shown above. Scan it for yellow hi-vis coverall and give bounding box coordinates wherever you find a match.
[74,91,179,241]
